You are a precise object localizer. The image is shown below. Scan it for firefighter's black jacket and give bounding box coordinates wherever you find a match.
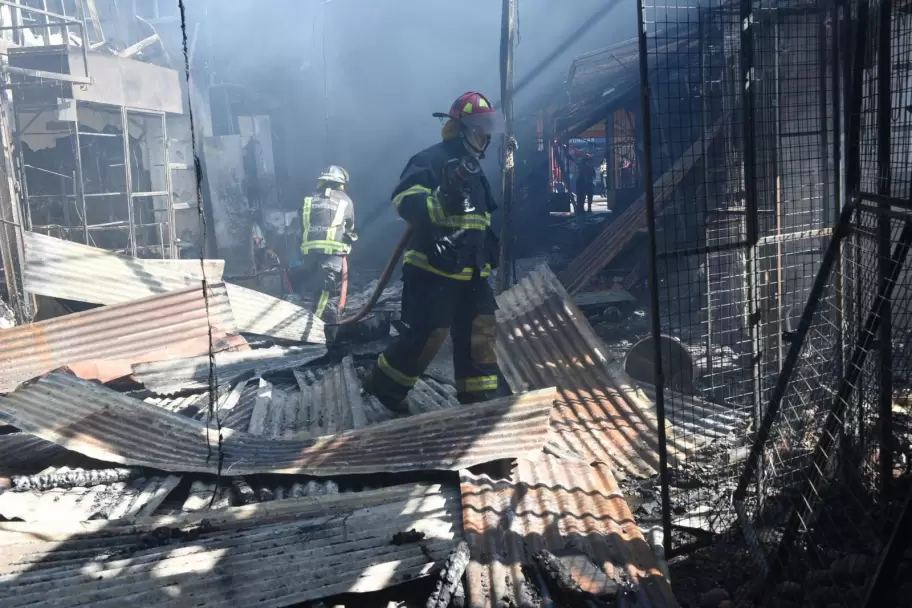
[391,138,499,280]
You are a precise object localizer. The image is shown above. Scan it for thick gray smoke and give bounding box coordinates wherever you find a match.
[184,0,636,271]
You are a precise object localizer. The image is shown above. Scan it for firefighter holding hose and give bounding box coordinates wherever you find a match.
[290,165,357,326]
[362,91,505,413]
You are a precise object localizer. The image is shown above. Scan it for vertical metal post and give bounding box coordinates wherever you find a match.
[774,10,785,369]
[875,0,893,494]
[11,106,33,231]
[0,84,30,322]
[833,0,845,379]
[121,106,137,257]
[847,0,869,455]
[699,9,715,380]
[740,0,763,430]
[498,0,516,292]
[162,113,176,259]
[819,8,833,229]
[636,0,672,556]
[39,0,50,46]
[72,107,88,245]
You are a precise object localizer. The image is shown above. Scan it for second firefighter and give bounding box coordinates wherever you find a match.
[290,165,357,325]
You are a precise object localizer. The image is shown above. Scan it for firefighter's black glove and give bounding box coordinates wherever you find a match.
[433,235,457,259]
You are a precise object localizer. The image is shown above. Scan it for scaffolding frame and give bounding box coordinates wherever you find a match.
[12,99,176,258]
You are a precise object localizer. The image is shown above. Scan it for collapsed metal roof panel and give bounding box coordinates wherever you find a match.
[131,344,327,395]
[22,232,324,344]
[0,483,462,606]
[0,432,69,474]
[290,355,367,438]
[0,473,181,522]
[0,373,556,476]
[495,265,707,479]
[0,283,236,394]
[460,455,679,608]
[226,282,325,344]
[22,231,225,306]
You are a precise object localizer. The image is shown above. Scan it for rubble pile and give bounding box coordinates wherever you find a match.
[0,240,685,607]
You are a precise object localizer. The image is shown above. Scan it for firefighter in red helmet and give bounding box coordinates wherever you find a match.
[363,91,506,413]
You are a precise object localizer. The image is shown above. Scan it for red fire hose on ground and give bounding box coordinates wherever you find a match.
[332,226,413,327]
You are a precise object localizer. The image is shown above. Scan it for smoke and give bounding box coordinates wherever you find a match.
[184,0,636,270]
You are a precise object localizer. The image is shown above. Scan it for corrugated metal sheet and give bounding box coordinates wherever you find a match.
[288,355,367,438]
[0,373,556,476]
[0,482,463,606]
[495,265,698,480]
[0,474,181,522]
[460,454,679,608]
[0,284,236,394]
[22,231,324,344]
[23,231,225,305]
[226,282,325,344]
[0,433,69,474]
[558,112,728,294]
[131,344,327,395]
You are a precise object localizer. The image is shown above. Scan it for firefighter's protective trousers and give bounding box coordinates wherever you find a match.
[291,253,343,323]
[370,265,499,405]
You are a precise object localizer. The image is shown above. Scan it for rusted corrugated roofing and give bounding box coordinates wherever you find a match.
[22,231,225,305]
[0,373,556,476]
[495,265,699,479]
[131,344,327,395]
[0,433,69,474]
[0,483,463,606]
[0,473,181,522]
[22,231,324,344]
[226,282,325,344]
[0,284,236,394]
[460,454,679,608]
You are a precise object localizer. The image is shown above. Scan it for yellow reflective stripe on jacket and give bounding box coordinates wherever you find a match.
[301,240,351,255]
[425,195,489,230]
[378,354,418,387]
[393,184,490,230]
[325,197,349,243]
[302,196,313,241]
[456,376,499,392]
[403,250,474,280]
[403,251,493,281]
[392,185,432,211]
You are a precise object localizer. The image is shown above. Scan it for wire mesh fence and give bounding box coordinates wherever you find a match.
[638,0,841,557]
[640,0,912,604]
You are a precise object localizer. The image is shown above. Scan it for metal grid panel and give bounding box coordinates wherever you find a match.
[637,0,841,562]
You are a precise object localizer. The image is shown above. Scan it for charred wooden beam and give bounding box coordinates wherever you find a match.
[426,541,470,608]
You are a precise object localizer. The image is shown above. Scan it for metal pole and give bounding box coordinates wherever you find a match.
[875,0,893,495]
[121,106,136,257]
[72,108,88,245]
[699,9,715,380]
[740,0,763,432]
[0,84,29,322]
[162,113,176,259]
[636,0,672,557]
[498,0,516,292]
[833,0,845,382]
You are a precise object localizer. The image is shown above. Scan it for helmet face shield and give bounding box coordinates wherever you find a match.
[460,111,505,138]
[459,111,505,155]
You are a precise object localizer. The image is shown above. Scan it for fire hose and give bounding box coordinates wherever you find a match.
[332,225,413,327]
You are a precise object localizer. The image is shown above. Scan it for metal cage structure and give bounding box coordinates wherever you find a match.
[638,0,912,604]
